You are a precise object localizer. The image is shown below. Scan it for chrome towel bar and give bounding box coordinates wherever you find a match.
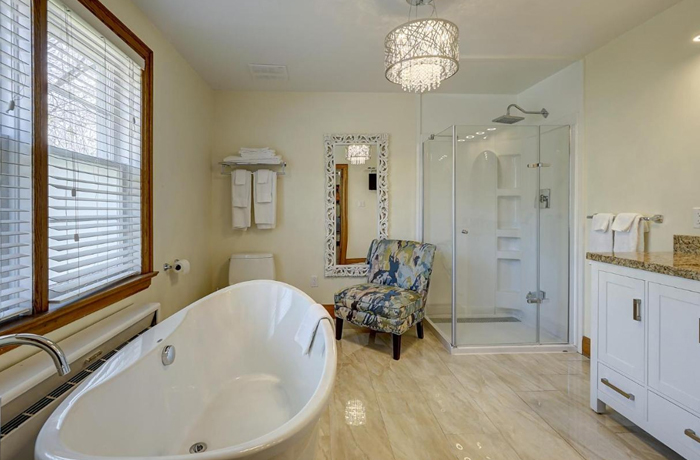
[586,213,663,224]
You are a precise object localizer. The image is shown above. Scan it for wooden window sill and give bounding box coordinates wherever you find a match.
[0,272,158,338]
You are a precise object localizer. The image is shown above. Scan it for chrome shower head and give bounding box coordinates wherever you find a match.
[492,104,549,124]
[492,114,525,124]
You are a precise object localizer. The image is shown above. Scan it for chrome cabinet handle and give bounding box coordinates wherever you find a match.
[632,299,642,322]
[685,429,700,444]
[601,378,635,401]
[461,229,468,234]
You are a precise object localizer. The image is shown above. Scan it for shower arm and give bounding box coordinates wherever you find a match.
[506,104,549,118]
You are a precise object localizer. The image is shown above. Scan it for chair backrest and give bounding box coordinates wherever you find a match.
[366,239,437,304]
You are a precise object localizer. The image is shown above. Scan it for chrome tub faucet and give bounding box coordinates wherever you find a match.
[0,334,70,376]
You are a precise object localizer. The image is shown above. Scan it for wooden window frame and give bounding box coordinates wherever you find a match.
[0,0,155,336]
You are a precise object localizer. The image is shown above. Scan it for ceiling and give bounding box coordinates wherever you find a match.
[132,0,679,94]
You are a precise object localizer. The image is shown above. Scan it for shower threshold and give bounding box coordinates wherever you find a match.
[430,316,521,324]
[424,317,577,355]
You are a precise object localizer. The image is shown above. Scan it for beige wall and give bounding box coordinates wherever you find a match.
[1,0,215,369]
[583,0,700,335]
[210,92,417,303]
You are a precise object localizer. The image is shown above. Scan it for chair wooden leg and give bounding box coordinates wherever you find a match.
[417,321,424,339]
[335,317,343,341]
[392,334,401,360]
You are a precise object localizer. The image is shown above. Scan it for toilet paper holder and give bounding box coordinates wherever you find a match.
[163,259,190,273]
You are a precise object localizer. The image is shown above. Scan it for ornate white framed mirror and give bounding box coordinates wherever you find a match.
[324,134,388,277]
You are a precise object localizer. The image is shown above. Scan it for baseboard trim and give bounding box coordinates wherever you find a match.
[582,336,590,358]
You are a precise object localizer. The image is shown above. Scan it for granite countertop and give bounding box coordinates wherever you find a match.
[586,251,700,282]
[587,235,700,282]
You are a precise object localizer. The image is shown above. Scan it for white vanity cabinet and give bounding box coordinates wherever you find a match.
[590,261,700,460]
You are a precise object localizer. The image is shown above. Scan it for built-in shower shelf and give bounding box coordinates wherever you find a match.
[496,228,521,238]
[496,189,521,197]
[497,251,522,260]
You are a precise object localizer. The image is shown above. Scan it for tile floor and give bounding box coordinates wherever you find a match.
[316,324,683,460]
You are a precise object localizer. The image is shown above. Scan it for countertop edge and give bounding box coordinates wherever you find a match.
[586,252,700,283]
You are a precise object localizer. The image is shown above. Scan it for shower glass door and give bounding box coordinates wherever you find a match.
[423,124,570,347]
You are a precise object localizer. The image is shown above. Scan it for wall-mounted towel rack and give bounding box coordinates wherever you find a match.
[219,160,286,176]
[586,213,664,224]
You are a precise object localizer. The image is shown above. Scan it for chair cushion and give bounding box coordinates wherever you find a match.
[335,305,424,335]
[334,283,422,319]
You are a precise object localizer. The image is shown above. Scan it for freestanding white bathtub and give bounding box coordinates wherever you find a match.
[35,281,337,460]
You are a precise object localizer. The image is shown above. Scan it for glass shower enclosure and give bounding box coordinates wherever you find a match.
[422,124,571,348]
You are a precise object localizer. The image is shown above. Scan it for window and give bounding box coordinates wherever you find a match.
[0,0,153,334]
[0,0,33,322]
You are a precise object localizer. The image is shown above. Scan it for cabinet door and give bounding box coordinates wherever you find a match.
[649,282,700,414]
[598,271,646,383]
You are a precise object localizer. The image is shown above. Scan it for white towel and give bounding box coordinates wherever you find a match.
[294,303,332,355]
[613,214,647,253]
[224,155,282,164]
[231,170,251,230]
[240,150,276,159]
[254,170,277,229]
[611,213,638,232]
[255,169,273,203]
[592,213,614,232]
[589,213,614,252]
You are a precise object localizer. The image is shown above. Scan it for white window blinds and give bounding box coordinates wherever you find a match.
[0,0,32,322]
[47,0,142,304]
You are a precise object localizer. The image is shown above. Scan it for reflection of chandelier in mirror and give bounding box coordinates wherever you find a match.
[384,0,459,93]
[346,144,371,165]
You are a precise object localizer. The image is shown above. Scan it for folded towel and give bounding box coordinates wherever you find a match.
[240,147,274,153]
[254,170,276,228]
[592,213,614,232]
[224,155,282,164]
[257,169,270,184]
[613,214,647,253]
[589,213,615,253]
[233,169,248,185]
[611,213,638,232]
[294,303,332,355]
[255,169,273,204]
[240,151,277,159]
[231,171,251,230]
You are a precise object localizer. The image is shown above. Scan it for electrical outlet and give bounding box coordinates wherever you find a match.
[694,207,700,229]
[310,275,318,288]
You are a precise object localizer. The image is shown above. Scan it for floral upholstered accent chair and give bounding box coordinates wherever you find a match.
[334,239,437,360]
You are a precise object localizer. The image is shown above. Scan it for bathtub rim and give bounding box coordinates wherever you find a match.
[35,280,337,460]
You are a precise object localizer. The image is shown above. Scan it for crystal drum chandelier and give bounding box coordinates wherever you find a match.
[346,144,371,165]
[385,0,459,93]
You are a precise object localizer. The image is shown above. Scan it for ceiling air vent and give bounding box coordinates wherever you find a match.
[248,64,288,81]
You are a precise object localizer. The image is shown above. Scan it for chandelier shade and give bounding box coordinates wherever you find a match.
[346,144,371,165]
[385,18,459,93]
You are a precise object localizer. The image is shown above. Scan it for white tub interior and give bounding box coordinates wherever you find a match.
[50,281,333,458]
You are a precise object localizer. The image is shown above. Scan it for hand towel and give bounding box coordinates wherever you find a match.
[231,170,251,230]
[589,213,614,252]
[613,213,647,253]
[294,303,332,355]
[254,170,277,229]
[255,169,273,203]
[592,213,614,232]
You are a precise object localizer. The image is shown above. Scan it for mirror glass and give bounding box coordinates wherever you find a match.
[333,144,378,265]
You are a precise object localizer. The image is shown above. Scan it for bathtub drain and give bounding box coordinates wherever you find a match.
[189,442,207,454]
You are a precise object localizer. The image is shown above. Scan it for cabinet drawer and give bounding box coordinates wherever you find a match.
[648,282,700,414]
[598,271,646,383]
[648,392,700,460]
[597,363,646,424]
